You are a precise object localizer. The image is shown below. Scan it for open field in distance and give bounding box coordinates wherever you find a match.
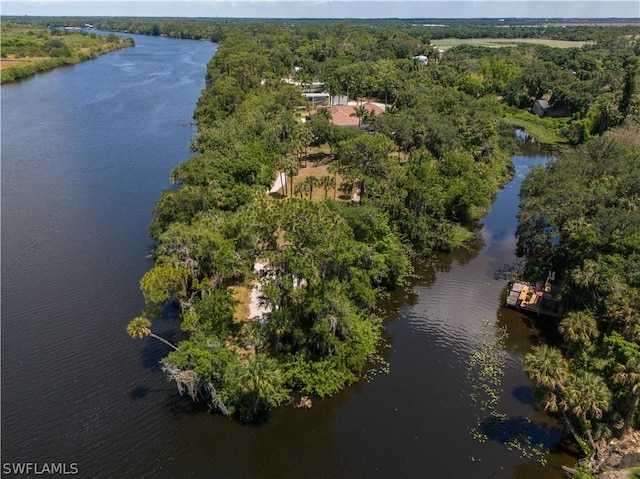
[431,37,593,49]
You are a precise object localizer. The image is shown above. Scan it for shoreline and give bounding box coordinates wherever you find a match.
[1,33,134,84]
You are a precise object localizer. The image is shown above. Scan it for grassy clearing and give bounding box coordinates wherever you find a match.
[271,146,411,202]
[293,163,342,201]
[608,123,640,149]
[432,38,592,50]
[229,284,252,324]
[270,163,343,202]
[269,148,352,202]
[503,111,569,145]
[0,56,49,71]
[227,282,260,357]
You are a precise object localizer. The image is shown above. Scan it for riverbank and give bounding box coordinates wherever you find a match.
[518,125,640,477]
[1,33,219,479]
[563,430,640,478]
[0,23,134,83]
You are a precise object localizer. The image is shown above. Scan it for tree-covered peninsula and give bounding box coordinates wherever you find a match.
[0,22,134,83]
[122,19,640,428]
[125,22,514,420]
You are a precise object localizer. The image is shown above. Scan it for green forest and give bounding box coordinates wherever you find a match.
[77,16,640,474]
[519,126,640,474]
[0,22,134,83]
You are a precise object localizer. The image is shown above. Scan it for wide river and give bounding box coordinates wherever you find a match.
[2,33,574,478]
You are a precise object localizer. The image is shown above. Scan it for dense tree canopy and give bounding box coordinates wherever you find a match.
[517,125,640,470]
[119,18,640,423]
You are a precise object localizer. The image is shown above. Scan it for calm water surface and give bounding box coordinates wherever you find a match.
[2,34,573,478]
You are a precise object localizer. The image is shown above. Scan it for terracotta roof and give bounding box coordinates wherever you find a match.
[317,102,385,127]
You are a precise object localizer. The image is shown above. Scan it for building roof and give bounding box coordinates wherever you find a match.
[535,99,550,109]
[319,102,386,127]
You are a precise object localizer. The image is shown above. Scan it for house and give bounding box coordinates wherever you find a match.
[532,98,572,118]
[413,55,429,65]
[302,92,348,107]
[532,99,550,117]
[303,92,331,106]
[317,102,386,127]
[330,95,348,106]
[285,76,347,107]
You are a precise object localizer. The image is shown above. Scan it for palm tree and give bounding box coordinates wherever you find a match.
[315,107,332,121]
[572,259,600,291]
[567,371,611,422]
[294,181,310,199]
[293,123,314,167]
[565,370,612,450]
[524,345,569,390]
[304,176,319,200]
[525,345,581,447]
[240,355,288,416]
[559,311,599,346]
[327,162,340,200]
[351,105,368,127]
[319,175,336,199]
[525,345,612,454]
[615,356,640,436]
[605,276,635,334]
[276,154,299,198]
[126,316,178,350]
[242,321,268,355]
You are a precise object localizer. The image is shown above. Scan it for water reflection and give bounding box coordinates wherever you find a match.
[378,146,575,477]
[1,28,575,476]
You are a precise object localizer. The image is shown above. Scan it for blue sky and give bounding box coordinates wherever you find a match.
[1,0,638,18]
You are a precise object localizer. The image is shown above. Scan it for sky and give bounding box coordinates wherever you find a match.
[1,0,638,18]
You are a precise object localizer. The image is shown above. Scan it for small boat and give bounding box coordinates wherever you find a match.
[505,275,564,318]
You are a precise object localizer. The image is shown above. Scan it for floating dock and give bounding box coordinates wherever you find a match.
[506,280,564,318]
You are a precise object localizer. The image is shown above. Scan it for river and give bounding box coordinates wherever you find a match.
[1,33,573,478]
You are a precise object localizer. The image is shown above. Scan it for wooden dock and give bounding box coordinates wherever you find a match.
[505,280,564,318]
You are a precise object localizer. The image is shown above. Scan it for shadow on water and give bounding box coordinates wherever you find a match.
[479,414,561,451]
[512,439,582,479]
[130,385,151,400]
[431,234,487,273]
[400,231,487,294]
[129,384,185,402]
[139,340,170,371]
[2,30,584,477]
[137,304,186,371]
[512,384,536,407]
[497,303,565,357]
[163,391,211,417]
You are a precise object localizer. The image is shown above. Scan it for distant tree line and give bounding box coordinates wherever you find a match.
[5,15,640,48]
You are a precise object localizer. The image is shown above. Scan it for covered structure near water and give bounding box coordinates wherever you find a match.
[505,277,564,318]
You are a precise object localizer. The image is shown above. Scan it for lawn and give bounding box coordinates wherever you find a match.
[503,110,570,145]
[432,38,592,50]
